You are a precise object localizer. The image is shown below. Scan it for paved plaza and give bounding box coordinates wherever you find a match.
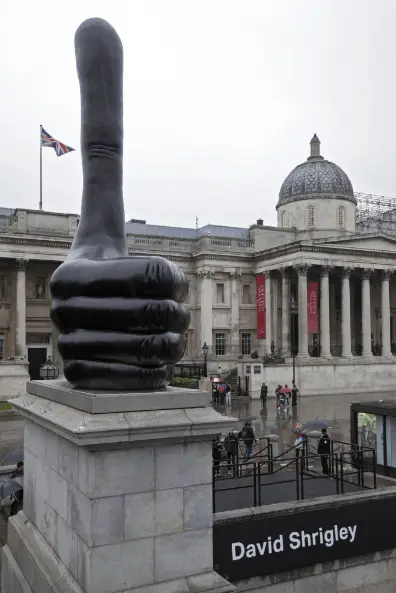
[218,391,396,448]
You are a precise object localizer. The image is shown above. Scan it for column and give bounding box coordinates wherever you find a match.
[15,259,27,359]
[280,267,290,353]
[297,264,309,358]
[230,270,241,358]
[320,266,332,358]
[265,271,272,354]
[272,276,279,351]
[362,269,373,357]
[381,269,392,356]
[341,267,353,357]
[199,270,213,354]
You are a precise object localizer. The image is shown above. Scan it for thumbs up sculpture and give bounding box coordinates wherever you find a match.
[50,18,190,390]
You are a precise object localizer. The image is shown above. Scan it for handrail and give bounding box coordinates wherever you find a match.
[212,448,376,513]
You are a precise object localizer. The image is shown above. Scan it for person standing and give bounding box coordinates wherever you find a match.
[224,431,238,475]
[275,384,282,405]
[240,421,255,459]
[260,382,268,404]
[294,430,304,458]
[291,383,299,406]
[318,428,331,475]
[212,437,222,477]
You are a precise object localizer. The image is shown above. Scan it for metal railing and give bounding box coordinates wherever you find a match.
[212,443,376,513]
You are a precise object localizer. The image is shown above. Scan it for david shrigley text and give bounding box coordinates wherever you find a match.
[231,524,357,561]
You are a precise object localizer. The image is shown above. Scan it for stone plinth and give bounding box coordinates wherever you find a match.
[1,383,236,593]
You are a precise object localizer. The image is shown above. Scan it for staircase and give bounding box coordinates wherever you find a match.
[223,367,238,394]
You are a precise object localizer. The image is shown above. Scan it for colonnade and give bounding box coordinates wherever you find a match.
[264,265,394,359]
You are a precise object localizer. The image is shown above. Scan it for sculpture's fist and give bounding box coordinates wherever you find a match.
[51,256,190,390]
[50,18,190,390]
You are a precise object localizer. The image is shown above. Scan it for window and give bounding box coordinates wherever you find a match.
[338,205,345,228]
[282,210,289,228]
[216,283,225,304]
[0,333,4,359]
[241,333,251,355]
[215,333,226,356]
[242,284,251,304]
[183,332,189,357]
[35,277,46,300]
[26,333,51,345]
[307,205,315,228]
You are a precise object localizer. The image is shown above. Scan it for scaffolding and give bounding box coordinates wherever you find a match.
[355,192,396,233]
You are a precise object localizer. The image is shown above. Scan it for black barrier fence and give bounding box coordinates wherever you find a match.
[212,441,376,513]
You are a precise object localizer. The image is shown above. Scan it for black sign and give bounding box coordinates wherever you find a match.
[213,494,396,582]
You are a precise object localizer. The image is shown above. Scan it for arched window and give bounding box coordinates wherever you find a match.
[338,205,345,228]
[307,204,315,228]
[282,210,289,228]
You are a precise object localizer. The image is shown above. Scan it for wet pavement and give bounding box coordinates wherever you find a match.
[0,413,24,464]
[214,392,396,451]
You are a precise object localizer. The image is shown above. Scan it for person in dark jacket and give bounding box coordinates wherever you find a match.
[239,421,255,458]
[10,461,24,479]
[260,382,268,403]
[212,438,222,476]
[224,432,238,475]
[317,428,331,475]
[291,384,298,406]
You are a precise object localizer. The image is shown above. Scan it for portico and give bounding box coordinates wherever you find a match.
[260,261,396,361]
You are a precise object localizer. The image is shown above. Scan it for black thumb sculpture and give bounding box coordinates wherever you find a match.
[50,18,190,390]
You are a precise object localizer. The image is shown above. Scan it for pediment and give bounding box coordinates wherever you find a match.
[319,233,396,252]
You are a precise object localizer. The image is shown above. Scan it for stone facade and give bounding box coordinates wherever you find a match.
[1,137,396,390]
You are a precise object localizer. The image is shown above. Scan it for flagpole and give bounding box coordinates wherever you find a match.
[39,125,43,211]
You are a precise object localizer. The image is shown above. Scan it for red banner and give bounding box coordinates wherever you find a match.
[307,281,319,333]
[256,275,266,338]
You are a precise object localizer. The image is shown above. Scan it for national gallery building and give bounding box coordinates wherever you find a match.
[2,135,396,397]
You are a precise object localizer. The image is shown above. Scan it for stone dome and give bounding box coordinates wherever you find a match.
[277,135,355,208]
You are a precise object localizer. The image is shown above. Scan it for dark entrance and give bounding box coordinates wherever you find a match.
[28,347,47,380]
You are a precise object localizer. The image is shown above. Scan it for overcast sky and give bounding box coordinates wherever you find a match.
[2,0,396,229]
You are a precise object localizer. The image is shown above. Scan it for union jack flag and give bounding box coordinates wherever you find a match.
[41,127,75,157]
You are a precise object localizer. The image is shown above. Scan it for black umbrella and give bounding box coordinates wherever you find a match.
[0,477,23,500]
[303,420,330,431]
[239,416,257,422]
[2,450,24,466]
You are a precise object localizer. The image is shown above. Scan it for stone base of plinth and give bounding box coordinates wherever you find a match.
[2,382,236,593]
[3,512,233,593]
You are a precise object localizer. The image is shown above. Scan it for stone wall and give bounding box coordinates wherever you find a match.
[233,548,396,593]
[256,359,396,398]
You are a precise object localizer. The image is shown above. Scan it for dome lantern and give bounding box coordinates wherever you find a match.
[308,134,323,161]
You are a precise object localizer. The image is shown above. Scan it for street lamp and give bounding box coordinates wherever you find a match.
[202,342,209,378]
[290,295,298,385]
[39,356,59,381]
